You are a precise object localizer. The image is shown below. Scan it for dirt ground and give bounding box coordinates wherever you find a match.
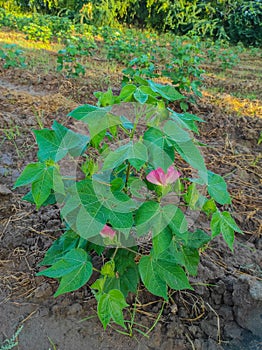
[0,51,262,350]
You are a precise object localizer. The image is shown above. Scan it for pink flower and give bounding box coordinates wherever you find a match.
[100,225,116,239]
[146,166,180,186]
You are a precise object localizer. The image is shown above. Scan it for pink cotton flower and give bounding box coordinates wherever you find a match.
[146,166,180,186]
[100,225,116,239]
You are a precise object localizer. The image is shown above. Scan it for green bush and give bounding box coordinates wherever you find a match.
[24,22,52,42]
[226,0,262,46]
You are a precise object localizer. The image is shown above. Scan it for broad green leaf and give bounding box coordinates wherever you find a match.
[148,81,184,102]
[163,120,191,143]
[104,264,139,297]
[169,140,207,183]
[168,207,188,236]
[139,254,192,299]
[95,88,115,107]
[138,255,167,298]
[34,122,89,162]
[37,248,90,278]
[22,191,57,206]
[128,178,147,198]
[68,104,103,120]
[75,206,105,238]
[220,212,242,233]
[184,183,201,209]
[186,229,211,249]
[170,111,204,134]
[120,115,133,130]
[211,211,242,251]
[207,171,231,205]
[180,246,199,276]
[134,88,148,104]
[102,142,148,171]
[143,127,174,172]
[135,202,178,237]
[210,211,221,237]
[61,180,135,239]
[152,228,172,256]
[163,119,207,182]
[33,129,60,161]
[52,121,89,158]
[117,84,136,102]
[102,250,139,297]
[52,166,65,196]
[140,85,159,99]
[14,162,45,188]
[39,230,80,266]
[97,289,129,329]
[54,259,92,297]
[202,198,217,215]
[32,166,55,208]
[82,111,122,139]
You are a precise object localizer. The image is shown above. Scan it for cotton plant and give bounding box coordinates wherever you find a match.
[14,77,242,330]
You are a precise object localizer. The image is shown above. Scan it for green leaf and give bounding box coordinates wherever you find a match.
[34,122,89,162]
[138,255,167,298]
[152,228,172,256]
[186,229,211,249]
[38,248,93,297]
[101,260,115,277]
[97,289,129,329]
[179,246,199,276]
[14,162,45,188]
[139,254,192,299]
[211,211,242,251]
[39,230,80,266]
[184,183,198,208]
[207,171,231,205]
[104,263,139,297]
[95,88,115,107]
[128,178,147,199]
[61,180,135,239]
[120,115,133,130]
[168,207,188,236]
[170,111,204,134]
[104,249,139,297]
[143,127,174,172]
[54,259,92,297]
[163,121,207,183]
[135,202,179,237]
[148,81,184,102]
[52,121,89,158]
[117,84,136,102]
[163,120,191,143]
[134,88,148,104]
[202,198,217,215]
[69,105,122,140]
[37,248,90,278]
[68,104,102,120]
[102,142,148,171]
[210,211,221,238]
[84,111,121,140]
[31,166,55,209]
[22,191,57,206]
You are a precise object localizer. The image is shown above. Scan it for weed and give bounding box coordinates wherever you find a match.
[0,325,23,350]
[0,43,26,69]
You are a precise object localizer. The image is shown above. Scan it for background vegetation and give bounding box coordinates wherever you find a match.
[0,0,261,46]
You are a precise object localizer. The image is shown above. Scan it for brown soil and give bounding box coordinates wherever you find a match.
[0,52,262,350]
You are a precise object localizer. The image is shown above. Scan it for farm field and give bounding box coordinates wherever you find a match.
[0,24,262,350]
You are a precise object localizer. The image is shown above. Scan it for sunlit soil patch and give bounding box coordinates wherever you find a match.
[202,91,262,118]
[0,30,62,51]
